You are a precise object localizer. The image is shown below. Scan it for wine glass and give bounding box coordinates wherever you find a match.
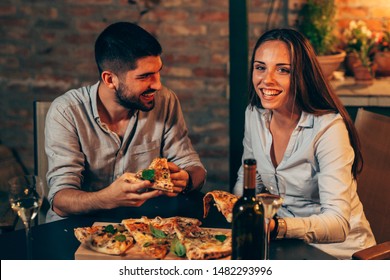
[256,173,286,260]
[8,175,45,259]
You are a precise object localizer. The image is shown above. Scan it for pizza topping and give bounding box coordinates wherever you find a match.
[141,169,155,181]
[170,237,186,257]
[215,234,227,242]
[115,234,126,242]
[104,224,117,234]
[149,224,167,238]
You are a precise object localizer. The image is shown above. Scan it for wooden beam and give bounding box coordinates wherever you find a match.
[229,0,248,191]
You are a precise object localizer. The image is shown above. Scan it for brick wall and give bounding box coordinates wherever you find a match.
[1,0,389,193]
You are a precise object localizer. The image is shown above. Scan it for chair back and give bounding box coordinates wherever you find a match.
[33,101,52,224]
[355,108,390,244]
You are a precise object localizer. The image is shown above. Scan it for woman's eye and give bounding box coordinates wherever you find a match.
[278,67,290,74]
[254,65,266,71]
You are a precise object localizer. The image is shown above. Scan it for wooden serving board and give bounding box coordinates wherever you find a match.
[74,222,230,260]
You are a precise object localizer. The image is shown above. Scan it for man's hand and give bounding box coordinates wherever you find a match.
[165,162,190,197]
[52,172,161,217]
[98,173,161,208]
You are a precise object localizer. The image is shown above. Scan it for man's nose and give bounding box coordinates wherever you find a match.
[151,73,162,90]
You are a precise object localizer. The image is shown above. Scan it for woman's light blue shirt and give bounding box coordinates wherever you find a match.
[234,107,376,259]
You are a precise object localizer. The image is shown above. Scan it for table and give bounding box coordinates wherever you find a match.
[332,77,390,107]
[0,192,336,260]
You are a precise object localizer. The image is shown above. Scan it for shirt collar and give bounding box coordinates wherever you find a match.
[298,111,314,128]
[90,81,101,121]
[261,109,314,129]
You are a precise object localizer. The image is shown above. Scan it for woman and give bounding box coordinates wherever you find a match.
[233,28,376,259]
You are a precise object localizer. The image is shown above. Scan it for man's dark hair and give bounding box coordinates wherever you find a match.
[95,22,162,77]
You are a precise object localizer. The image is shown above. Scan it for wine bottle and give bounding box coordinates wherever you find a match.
[231,158,265,259]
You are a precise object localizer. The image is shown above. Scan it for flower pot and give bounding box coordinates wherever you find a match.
[352,64,375,85]
[374,52,390,77]
[345,52,360,76]
[317,50,346,80]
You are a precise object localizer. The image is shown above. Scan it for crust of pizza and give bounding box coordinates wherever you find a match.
[123,172,143,184]
[74,224,134,255]
[203,190,238,223]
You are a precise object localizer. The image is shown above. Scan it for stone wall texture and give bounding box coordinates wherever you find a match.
[1,0,389,193]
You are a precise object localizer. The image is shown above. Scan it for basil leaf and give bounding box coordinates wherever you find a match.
[114,234,126,242]
[170,237,186,257]
[143,242,151,247]
[104,224,117,234]
[142,169,155,181]
[215,234,227,242]
[149,224,167,238]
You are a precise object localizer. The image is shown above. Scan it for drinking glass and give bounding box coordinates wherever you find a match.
[8,175,45,259]
[256,173,286,260]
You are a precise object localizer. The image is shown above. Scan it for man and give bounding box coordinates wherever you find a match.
[45,22,206,222]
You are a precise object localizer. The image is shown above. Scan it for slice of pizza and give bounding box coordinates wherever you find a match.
[203,190,238,223]
[136,158,175,192]
[179,228,232,260]
[74,224,134,255]
[171,217,231,260]
[172,216,203,240]
[121,216,176,259]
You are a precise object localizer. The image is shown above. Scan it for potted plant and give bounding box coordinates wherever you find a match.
[373,21,390,77]
[343,20,377,84]
[297,0,346,79]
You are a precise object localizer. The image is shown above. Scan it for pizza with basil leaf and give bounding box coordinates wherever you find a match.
[121,216,231,260]
[74,224,134,255]
[136,158,174,192]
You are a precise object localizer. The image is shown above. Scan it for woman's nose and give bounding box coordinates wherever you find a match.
[263,70,275,84]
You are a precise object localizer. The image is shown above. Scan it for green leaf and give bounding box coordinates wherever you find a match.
[149,224,167,238]
[143,242,151,247]
[114,234,126,242]
[141,169,155,181]
[104,224,117,234]
[215,234,227,242]
[170,237,186,257]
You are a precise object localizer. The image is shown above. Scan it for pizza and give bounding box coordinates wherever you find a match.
[121,216,179,259]
[74,224,134,255]
[121,216,231,260]
[180,228,232,260]
[203,190,238,223]
[136,158,174,192]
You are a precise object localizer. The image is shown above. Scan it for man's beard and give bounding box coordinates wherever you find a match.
[115,82,155,112]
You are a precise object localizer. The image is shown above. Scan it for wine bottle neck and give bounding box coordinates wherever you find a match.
[243,188,256,197]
